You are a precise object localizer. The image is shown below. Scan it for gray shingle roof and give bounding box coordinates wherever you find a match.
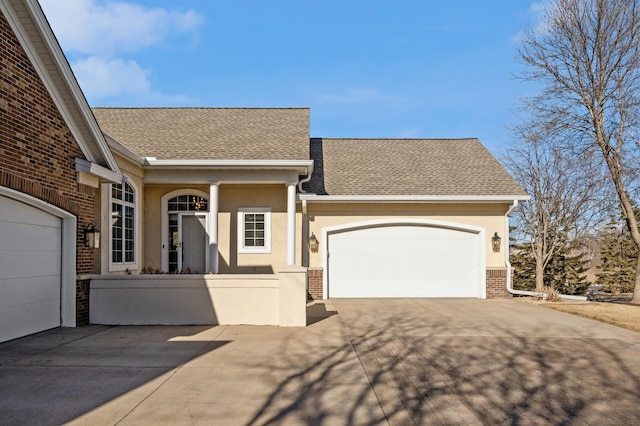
[92,108,310,161]
[304,138,527,197]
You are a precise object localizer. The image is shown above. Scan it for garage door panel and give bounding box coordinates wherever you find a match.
[0,249,61,280]
[0,220,61,252]
[0,275,61,309]
[0,300,60,343]
[0,198,60,227]
[328,224,482,298]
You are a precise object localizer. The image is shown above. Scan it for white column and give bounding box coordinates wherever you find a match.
[287,183,296,265]
[209,183,219,273]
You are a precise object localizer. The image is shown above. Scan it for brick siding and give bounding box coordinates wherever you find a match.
[1,13,97,322]
[308,268,323,300]
[486,268,512,298]
[76,279,91,326]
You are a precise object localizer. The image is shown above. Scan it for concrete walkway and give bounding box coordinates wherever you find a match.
[1,299,640,425]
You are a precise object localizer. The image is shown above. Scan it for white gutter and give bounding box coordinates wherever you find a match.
[505,200,586,301]
[299,194,531,203]
[144,158,314,173]
[75,158,122,183]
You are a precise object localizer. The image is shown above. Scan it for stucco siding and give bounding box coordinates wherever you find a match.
[306,202,509,268]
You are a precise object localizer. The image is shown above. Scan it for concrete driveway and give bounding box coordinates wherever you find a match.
[1,299,640,425]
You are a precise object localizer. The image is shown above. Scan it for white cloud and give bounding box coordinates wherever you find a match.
[40,0,203,56]
[528,1,551,35]
[38,0,203,103]
[512,1,551,44]
[72,56,150,98]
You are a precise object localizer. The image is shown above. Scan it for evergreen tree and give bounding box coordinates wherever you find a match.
[597,214,639,293]
[511,237,590,295]
[510,241,536,291]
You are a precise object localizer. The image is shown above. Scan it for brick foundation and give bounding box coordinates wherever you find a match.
[76,279,91,326]
[307,268,323,300]
[486,268,512,298]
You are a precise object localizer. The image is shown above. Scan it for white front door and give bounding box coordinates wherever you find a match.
[0,195,62,342]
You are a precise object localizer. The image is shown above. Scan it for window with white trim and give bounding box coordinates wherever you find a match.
[111,181,135,265]
[238,207,271,253]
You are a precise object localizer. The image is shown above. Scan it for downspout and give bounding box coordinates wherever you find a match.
[505,200,586,300]
[298,168,313,194]
[505,200,544,297]
[302,199,308,267]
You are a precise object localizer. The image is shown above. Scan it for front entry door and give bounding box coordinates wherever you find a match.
[181,214,207,273]
[169,213,207,273]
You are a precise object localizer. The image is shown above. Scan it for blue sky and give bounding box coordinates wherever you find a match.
[40,0,543,155]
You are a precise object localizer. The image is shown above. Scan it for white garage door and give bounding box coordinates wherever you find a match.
[327,225,481,298]
[0,195,62,343]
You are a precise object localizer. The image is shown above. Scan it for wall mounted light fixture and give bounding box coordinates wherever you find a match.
[308,233,319,253]
[491,232,501,253]
[84,222,100,249]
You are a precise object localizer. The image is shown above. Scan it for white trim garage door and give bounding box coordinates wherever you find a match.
[327,224,483,298]
[0,195,62,343]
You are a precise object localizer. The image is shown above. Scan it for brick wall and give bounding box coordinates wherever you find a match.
[76,279,91,326]
[0,13,97,321]
[486,268,512,298]
[308,268,323,300]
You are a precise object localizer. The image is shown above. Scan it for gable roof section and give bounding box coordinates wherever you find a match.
[0,0,120,181]
[304,138,528,198]
[93,108,310,161]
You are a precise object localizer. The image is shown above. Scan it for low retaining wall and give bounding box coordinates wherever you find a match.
[90,266,307,326]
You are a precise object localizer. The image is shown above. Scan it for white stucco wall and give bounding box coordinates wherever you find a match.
[90,268,307,326]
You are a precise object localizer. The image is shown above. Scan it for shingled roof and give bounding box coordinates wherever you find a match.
[92,108,310,161]
[304,138,527,197]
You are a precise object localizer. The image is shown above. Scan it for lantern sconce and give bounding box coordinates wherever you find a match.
[308,233,319,253]
[84,222,100,249]
[491,232,501,253]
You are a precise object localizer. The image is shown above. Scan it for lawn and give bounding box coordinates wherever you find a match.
[542,301,640,332]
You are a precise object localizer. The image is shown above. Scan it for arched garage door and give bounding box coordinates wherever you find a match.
[0,194,62,343]
[326,223,484,298]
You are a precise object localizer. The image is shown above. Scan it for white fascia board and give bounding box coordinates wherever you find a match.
[75,158,122,183]
[104,134,145,166]
[298,194,531,203]
[144,159,314,174]
[3,0,121,175]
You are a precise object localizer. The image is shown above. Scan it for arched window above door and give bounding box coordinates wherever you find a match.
[167,194,209,212]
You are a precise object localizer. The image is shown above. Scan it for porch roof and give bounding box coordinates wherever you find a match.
[92,107,310,161]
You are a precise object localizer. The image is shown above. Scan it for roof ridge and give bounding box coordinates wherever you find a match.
[92,107,310,110]
[310,137,480,141]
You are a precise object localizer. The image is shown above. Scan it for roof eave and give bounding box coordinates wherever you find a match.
[143,158,314,175]
[298,194,531,203]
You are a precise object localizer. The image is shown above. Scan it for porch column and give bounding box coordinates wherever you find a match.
[209,183,219,273]
[287,183,296,265]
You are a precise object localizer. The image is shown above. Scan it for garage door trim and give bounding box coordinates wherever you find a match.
[321,218,486,298]
[0,186,78,327]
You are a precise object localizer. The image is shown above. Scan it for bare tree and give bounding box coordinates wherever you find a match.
[518,0,640,303]
[505,127,607,292]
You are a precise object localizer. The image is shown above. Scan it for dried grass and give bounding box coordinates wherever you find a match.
[543,302,640,332]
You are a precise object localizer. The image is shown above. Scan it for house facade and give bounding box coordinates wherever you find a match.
[1,0,528,341]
